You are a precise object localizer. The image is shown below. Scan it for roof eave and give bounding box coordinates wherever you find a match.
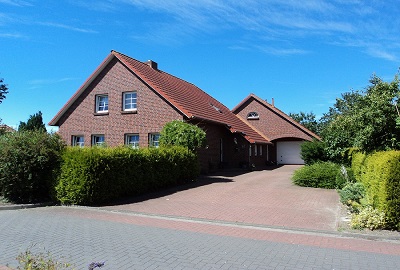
[48,52,116,126]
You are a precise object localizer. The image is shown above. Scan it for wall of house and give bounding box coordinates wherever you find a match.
[57,58,183,147]
[235,98,315,141]
[193,121,269,172]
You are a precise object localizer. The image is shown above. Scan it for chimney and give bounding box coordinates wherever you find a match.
[271,98,275,107]
[146,60,158,70]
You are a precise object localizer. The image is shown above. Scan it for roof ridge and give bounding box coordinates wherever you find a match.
[112,51,227,109]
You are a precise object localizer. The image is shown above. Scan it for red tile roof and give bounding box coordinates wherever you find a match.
[232,94,321,141]
[49,51,270,144]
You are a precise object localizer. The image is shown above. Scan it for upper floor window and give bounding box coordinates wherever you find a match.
[125,134,139,149]
[92,134,105,146]
[149,133,160,148]
[123,91,137,111]
[72,135,84,147]
[247,112,259,120]
[96,95,108,113]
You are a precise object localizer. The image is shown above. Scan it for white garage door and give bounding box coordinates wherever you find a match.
[276,141,304,165]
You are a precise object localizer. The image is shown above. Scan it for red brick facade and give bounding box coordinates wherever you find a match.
[233,94,321,164]
[57,58,184,148]
[51,52,279,172]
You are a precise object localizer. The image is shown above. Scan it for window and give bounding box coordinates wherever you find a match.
[249,145,252,156]
[96,95,108,113]
[247,112,259,120]
[72,135,84,147]
[149,133,160,148]
[123,92,137,111]
[92,135,105,146]
[259,145,263,156]
[125,134,139,149]
[254,144,258,156]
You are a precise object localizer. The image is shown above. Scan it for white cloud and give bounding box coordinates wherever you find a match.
[0,0,32,6]
[37,22,98,34]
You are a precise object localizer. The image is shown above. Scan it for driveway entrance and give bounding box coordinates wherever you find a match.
[103,165,341,231]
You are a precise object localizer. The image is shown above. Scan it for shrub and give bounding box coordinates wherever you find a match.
[351,150,400,230]
[300,139,328,165]
[160,120,206,151]
[56,146,199,205]
[15,248,73,270]
[0,131,65,203]
[339,182,365,206]
[292,162,340,189]
[351,206,386,230]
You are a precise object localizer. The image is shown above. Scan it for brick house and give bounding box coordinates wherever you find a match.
[232,94,321,165]
[49,51,271,173]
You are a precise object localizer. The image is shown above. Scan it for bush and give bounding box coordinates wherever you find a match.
[56,146,199,205]
[300,139,328,165]
[292,162,340,189]
[351,206,386,230]
[339,182,365,206]
[15,248,73,270]
[351,150,400,230]
[160,120,206,151]
[0,131,65,203]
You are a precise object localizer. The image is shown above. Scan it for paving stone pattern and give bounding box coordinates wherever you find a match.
[1,207,400,269]
[1,166,400,269]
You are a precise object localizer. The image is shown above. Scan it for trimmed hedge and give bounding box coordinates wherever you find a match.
[292,162,340,189]
[56,146,199,205]
[351,151,400,229]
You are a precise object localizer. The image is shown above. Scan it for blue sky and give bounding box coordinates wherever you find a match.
[1,0,399,131]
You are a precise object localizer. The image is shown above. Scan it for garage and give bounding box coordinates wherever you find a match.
[276,141,305,165]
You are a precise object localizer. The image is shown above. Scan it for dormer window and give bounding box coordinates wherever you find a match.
[210,103,223,113]
[247,112,259,120]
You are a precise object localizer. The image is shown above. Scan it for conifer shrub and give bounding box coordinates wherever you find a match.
[56,146,199,205]
[292,162,340,189]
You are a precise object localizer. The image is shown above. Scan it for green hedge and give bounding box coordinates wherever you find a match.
[56,146,199,205]
[351,150,400,229]
[0,131,65,203]
[292,162,340,189]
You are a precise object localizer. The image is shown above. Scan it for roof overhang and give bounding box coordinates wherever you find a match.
[48,53,116,126]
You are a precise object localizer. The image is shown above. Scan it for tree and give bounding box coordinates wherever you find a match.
[0,77,8,104]
[160,120,207,152]
[19,111,46,132]
[322,74,400,162]
[289,111,320,134]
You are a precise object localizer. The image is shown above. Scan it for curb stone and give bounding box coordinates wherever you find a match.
[0,202,55,211]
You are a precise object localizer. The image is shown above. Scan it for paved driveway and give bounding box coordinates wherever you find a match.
[103,165,340,231]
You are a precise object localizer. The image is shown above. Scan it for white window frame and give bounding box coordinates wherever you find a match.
[123,91,137,111]
[72,135,84,147]
[95,95,108,113]
[92,134,105,146]
[125,134,140,149]
[247,112,259,120]
[149,133,160,148]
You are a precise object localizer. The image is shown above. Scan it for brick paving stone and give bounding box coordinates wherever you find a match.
[2,166,400,269]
